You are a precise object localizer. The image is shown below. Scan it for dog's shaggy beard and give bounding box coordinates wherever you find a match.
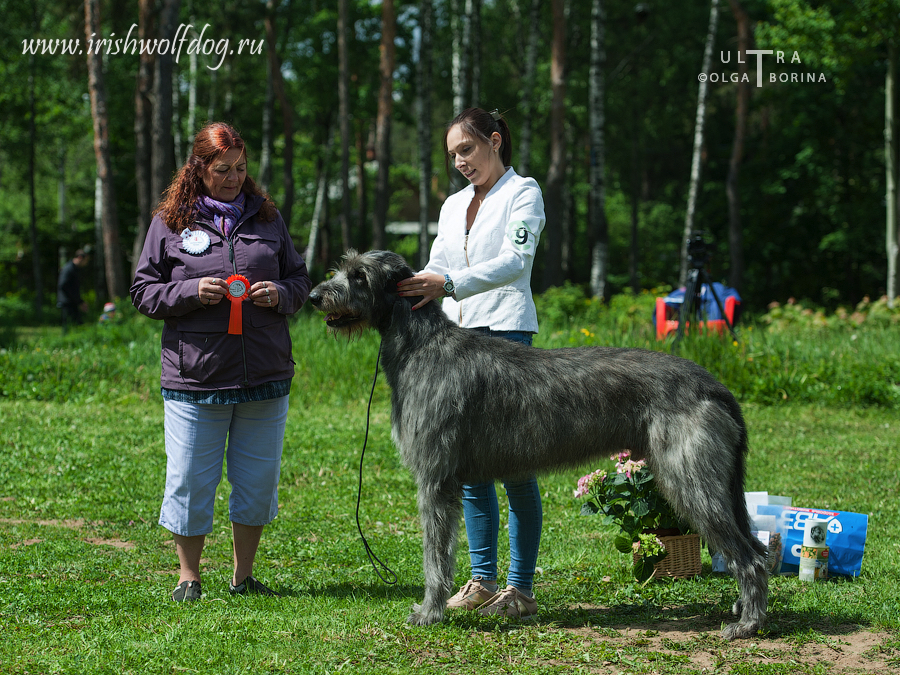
[325,319,370,341]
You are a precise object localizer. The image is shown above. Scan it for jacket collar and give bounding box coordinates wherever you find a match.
[466,166,516,202]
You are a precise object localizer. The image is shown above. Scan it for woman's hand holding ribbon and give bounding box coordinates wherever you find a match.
[198,277,227,306]
[250,281,279,309]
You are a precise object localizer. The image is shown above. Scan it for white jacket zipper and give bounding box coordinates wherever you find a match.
[460,232,471,324]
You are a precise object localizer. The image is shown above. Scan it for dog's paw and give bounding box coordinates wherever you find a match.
[721,621,758,641]
[407,602,444,626]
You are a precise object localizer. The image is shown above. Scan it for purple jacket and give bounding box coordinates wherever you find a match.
[131,194,311,391]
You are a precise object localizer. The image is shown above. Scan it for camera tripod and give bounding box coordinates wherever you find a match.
[673,236,739,349]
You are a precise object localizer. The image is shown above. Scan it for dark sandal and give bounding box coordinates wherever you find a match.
[229,575,280,597]
[172,580,201,602]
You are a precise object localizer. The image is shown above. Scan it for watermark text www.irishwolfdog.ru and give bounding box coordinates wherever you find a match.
[700,50,827,87]
[22,23,262,71]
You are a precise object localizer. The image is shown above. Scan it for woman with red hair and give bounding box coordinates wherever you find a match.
[132,122,311,602]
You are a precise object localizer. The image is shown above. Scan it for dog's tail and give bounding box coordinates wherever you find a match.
[721,394,766,558]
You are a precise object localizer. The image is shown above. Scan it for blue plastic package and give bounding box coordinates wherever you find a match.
[756,505,868,577]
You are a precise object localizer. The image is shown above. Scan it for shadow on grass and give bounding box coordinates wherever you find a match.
[295,580,424,602]
[430,580,876,641]
[538,605,872,640]
[265,575,877,643]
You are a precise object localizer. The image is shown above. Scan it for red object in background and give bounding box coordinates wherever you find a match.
[655,295,739,341]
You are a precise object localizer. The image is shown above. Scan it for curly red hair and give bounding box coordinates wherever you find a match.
[153,122,277,233]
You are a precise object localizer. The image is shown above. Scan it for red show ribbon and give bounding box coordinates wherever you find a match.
[225,274,250,335]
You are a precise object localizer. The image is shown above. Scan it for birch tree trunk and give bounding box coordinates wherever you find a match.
[258,72,274,193]
[94,175,105,301]
[517,0,541,178]
[726,0,749,292]
[356,125,368,247]
[265,0,294,228]
[373,0,396,250]
[305,129,333,265]
[85,0,126,299]
[417,0,434,269]
[338,0,353,249]
[304,168,329,267]
[470,0,482,107]
[451,0,471,115]
[541,0,566,290]
[57,146,67,237]
[887,43,899,307]
[588,0,608,299]
[131,0,154,277]
[172,75,182,165]
[679,0,720,287]
[207,69,216,122]
[151,0,180,206]
[186,20,197,160]
[28,47,43,317]
[629,135,639,293]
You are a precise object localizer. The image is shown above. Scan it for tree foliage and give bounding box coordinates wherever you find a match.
[0,0,895,315]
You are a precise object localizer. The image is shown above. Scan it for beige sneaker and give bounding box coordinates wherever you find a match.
[477,586,537,620]
[446,577,497,610]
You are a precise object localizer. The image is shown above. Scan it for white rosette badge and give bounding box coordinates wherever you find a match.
[181,228,211,255]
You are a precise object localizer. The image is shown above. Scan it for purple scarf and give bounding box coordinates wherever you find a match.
[196,192,246,239]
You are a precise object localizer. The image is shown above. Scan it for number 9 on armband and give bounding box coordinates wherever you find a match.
[506,221,535,253]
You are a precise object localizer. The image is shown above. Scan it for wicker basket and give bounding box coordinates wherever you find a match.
[633,533,702,580]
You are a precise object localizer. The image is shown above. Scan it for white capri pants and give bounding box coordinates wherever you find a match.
[159,396,289,537]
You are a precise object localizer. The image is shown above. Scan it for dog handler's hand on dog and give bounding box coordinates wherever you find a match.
[397,273,447,310]
[250,281,279,308]
[198,277,228,306]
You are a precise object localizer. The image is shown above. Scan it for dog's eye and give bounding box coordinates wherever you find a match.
[350,268,367,283]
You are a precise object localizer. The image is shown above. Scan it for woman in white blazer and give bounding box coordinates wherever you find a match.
[397,107,546,620]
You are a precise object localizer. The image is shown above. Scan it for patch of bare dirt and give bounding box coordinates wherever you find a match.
[85,537,135,550]
[0,518,86,528]
[0,518,134,550]
[562,608,896,674]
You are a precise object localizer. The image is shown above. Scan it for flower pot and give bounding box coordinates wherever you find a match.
[633,533,702,580]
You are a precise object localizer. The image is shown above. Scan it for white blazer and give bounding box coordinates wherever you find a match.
[423,167,546,332]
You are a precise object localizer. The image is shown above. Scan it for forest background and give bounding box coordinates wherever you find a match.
[1,0,900,319]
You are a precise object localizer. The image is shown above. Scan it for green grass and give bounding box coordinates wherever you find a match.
[1,300,899,673]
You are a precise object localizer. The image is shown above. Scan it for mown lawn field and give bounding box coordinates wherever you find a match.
[1,295,898,674]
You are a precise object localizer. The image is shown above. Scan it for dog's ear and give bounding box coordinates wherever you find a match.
[386,289,414,331]
[382,279,399,306]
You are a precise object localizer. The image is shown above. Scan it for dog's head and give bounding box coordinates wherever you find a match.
[308,249,415,337]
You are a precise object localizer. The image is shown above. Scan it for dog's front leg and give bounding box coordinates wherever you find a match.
[407,478,461,626]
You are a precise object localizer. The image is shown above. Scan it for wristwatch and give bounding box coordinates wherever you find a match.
[442,274,455,297]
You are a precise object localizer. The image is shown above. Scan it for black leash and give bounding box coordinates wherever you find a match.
[355,338,398,585]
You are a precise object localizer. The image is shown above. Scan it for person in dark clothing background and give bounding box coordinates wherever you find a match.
[57,249,89,331]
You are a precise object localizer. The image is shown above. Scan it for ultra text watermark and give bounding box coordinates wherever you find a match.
[700,50,827,87]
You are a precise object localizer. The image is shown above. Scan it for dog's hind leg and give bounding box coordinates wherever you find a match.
[719,537,769,640]
[649,409,769,640]
[672,495,768,638]
[407,478,461,625]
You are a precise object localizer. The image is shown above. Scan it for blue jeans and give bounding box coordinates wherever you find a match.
[463,329,542,593]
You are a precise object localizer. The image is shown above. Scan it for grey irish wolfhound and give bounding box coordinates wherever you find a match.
[309,249,768,640]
